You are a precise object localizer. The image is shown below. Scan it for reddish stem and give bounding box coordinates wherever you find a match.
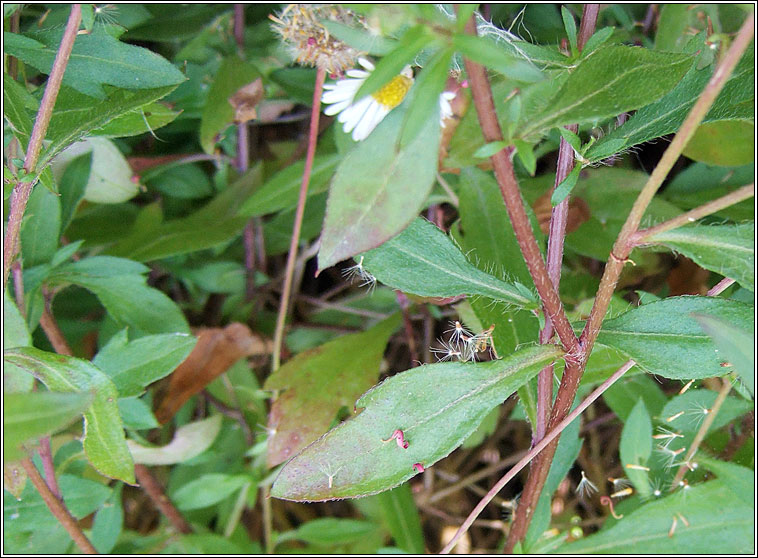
[4,4,82,289]
[272,66,327,370]
[134,464,193,534]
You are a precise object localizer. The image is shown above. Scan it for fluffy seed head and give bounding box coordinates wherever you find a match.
[270,4,366,74]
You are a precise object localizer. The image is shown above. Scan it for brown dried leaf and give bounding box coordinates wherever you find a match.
[154,323,271,424]
[229,78,264,124]
[533,191,591,235]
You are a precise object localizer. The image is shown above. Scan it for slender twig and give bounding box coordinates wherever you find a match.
[535,4,598,443]
[670,377,732,489]
[3,4,82,290]
[272,66,326,370]
[537,121,577,441]
[462,15,579,356]
[440,360,637,554]
[262,486,273,553]
[134,464,193,534]
[203,390,254,445]
[396,291,419,365]
[707,277,735,297]
[632,183,754,243]
[21,457,98,554]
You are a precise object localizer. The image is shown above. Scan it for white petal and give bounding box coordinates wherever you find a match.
[346,69,370,79]
[324,99,352,116]
[352,101,381,141]
[358,57,375,71]
[339,96,373,133]
[353,104,389,141]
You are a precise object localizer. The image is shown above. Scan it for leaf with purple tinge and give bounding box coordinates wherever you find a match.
[271,344,562,501]
[264,314,401,467]
[317,86,441,272]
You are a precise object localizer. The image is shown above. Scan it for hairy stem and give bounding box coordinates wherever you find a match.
[536,5,598,442]
[462,16,579,356]
[632,183,754,243]
[21,457,98,554]
[440,360,637,554]
[272,66,326,370]
[134,464,193,534]
[3,4,82,290]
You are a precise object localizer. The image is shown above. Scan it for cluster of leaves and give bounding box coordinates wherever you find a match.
[3,3,754,554]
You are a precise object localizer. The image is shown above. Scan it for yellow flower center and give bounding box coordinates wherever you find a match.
[371,74,413,109]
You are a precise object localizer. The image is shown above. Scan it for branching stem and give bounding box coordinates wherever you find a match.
[3,4,82,290]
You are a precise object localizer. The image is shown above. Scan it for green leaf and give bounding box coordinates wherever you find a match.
[278,518,380,547]
[602,374,667,422]
[264,315,401,467]
[271,344,562,500]
[554,479,753,553]
[580,27,615,54]
[3,292,34,392]
[42,85,179,171]
[105,164,263,261]
[697,457,754,506]
[374,485,425,554]
[92,330,196,397]
[619,399,653,498]
[473,140,509,159]
[557,127,582,152]
[586,45,753,162]
[91,484,123,553]
[550,164,581,207]
[239,154,339,217]
[3,347,135,483]
[400,47,452,146]
[92,101,179,138]
[5,474,111,531]
[173,473,251,510]
[199,55,260,154]
[363,217,535,307]
[3,77,36,148]
[513,139,537,175]
[320,20,396,56]
[452,34,544,82]
[58,153,91,232]
[693,313,754,395]
[263,192,328,255]
[354,26,433,100]
[521,46,693,137]
[646,222,754,292]
[654,5,691,51]
[682,120,755,166]
[3,29,186,99]
[318,92,441,270]
[126,414,222,465]
[19,183,61,267]
[118,397,159,430]
[560,6,578,54]
[3,391,92,461]
[661,389,753,436]
[595,296,753,380]
[56,274,189,335]
[50,137,138,204]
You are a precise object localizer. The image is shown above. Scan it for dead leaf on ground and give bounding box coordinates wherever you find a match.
[229,78,264,124]
[154,323,271,424]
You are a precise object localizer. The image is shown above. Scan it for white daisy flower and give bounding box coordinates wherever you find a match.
[322,57,457,141]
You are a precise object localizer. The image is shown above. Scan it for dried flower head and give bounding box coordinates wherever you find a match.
[270,4,365,74]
